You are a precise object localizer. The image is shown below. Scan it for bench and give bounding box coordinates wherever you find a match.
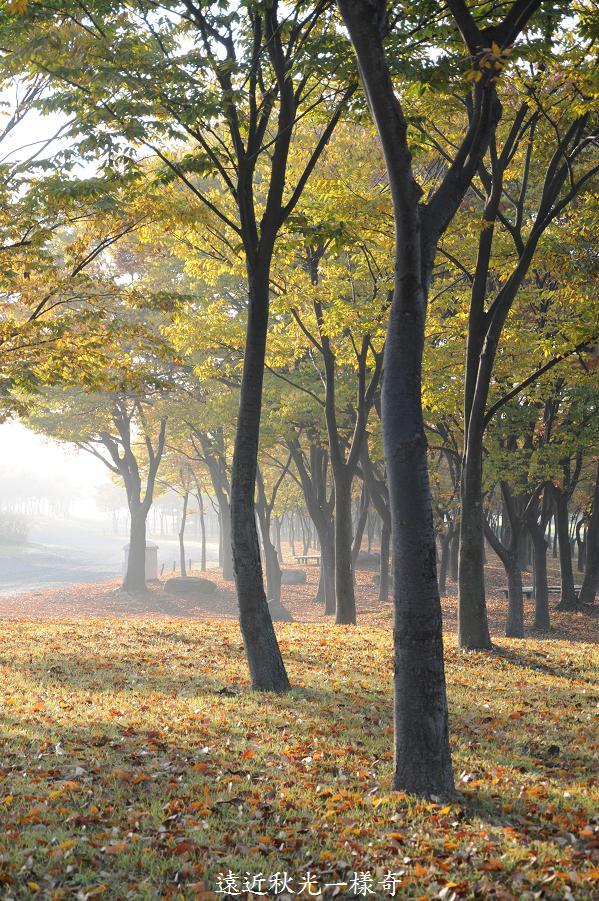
[293,554,321,565]
[500,585,581,599]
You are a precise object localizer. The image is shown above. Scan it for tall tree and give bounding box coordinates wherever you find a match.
[337,0,547,795]
[6,0,355,691]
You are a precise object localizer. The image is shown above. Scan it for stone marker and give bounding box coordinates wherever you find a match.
[281,569,307,585]
[163,576,218,598]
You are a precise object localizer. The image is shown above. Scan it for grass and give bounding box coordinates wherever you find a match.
[0,617,597,899]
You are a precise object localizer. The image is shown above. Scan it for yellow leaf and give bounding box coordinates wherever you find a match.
[8,0,29,13]
[58,839,77,852]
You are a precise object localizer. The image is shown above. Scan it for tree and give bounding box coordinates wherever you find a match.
[453,68,598,646]
[579,459,599,606]
[8,0,360,693]
[32,389,167,590]
[268,124,389,622]
[337,0,548,795]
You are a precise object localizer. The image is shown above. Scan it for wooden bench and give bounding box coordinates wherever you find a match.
[500,586,581,599]
[294,554,321,565]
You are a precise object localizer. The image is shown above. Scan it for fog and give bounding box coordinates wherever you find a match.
[0,423,218,596]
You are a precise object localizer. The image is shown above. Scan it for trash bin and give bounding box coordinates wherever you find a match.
[123,542,159,580]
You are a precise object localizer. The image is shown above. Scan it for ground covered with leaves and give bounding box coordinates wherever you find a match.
[0,609,597,899]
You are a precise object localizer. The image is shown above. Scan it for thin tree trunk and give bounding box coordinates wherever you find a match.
[230,268,290,693]
[219,500,234,580]
[334,467,356,624]
[554,490,578,610]
[505,556,524,638]
[458,439,492,648]
[575,519,586,572]
[197,491,206,572]
[351,484,370,564]
[449,526,459,582]
[438,523,454,598]
[179,490,189,578]
[530,527,550,629]
[579,462,599,606]
[275,515,283,562]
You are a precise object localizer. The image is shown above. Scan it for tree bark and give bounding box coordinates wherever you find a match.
[320,522,336,614]
[528,517,550,630]
[378,519,391,604]
[197,491,207,572]
[458,440,492,648]
[579,462,599,606]
[179,490,188,578]
[449,526,459,582]
[338,0,459,795]
[230,267,290,692]
[124,506,147,592]
[334,466,357,624]
[351,484,370,565]
[438,521,455,597]
[384,305,453,792]
[553,488,578,610]
[575,519,586,572]
[505,555,524,638]
[484,482,526,638]
[220,501,234,580]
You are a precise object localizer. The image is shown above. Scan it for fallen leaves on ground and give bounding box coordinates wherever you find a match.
[0,611,596,899]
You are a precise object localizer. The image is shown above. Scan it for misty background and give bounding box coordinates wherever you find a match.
[0,422,219,596]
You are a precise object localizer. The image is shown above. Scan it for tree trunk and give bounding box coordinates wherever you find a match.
[290,512,296,557]
[579,462,599,606]
[179,490,188,578]
[338,0,456,797]
[351,484,369,564]
[530,527,550,630]
[554,490,578,610]
[505,555,524,638]
[230,267,290,693]
[458,439,492,648]
[263,538,282,604]
[575,519,586,572]
[218,512,223,567]
[367,510,375,553]
[438,523,454,597]
[197,492,207,572]
[449,527,459,582]
[525,491,551,631]
[334,467,356,624]
[219,500,234,581]
[123,506,147,592]
[378,519,390,604]
[319,520,336,614]
[384,303,453,794]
